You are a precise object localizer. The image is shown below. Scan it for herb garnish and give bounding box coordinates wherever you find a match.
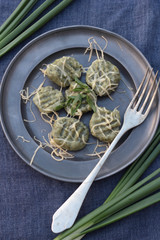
[65,77,96,116]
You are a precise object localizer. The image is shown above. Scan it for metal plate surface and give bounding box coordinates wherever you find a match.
[0,26,159,182]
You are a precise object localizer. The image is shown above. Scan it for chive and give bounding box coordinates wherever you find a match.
[0,0,28,34]
[71,102,81,116]
[0,0,56,49]
[74,77,89,89]
[73,88,84,92]
[0,0,74,57]
[54,128,160,240]
[58,191,160,240]
[83,192,160,234]
[54,169,160,240]
[88,174,160,227]
[71,95,82,116]
[116,143,160,195]
[0,0,38,41]
[81,94,87,98]
[68,96,77,99]
[67,77,96,114]
[86,95,96,112]
[65,96,75,106]
[54,103,65,111]
[72,88,90,93]
[105,127,160,203]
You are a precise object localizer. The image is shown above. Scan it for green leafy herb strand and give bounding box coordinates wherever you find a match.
[71,95,82,116]
[0,0,29,34]
[0,0,56,48]
[0,0,74,57]
[74,77,90,89]
[105,126,160,203]
[54,127,160,240]
[0,0,38,41]
[65,77,96,116]
[54,169,160,239]
[83,192,160,235]
[86,95,96,113]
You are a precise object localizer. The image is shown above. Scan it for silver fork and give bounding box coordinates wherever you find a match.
[51,68,160,233]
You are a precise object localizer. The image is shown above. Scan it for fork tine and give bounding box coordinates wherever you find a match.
[128,67,151,108]
[134,69,153,110]
[139,70,158,113]
[144,77,160,116]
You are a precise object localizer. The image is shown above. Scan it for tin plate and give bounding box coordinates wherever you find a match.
[0,26,159,182]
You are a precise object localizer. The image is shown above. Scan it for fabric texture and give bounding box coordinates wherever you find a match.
[0,0,160,239]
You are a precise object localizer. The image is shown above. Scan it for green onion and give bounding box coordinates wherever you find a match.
[54,169,160,239]
[74,77,89,89]
[65,77,96,116]
[0,0,38,40]
[85,172,160,229]
[0,0,29,34]
[0,0,74,57]
[73,88,84,92]
[71,95,82,116]
[60,191,160,240]
[65,96,75,106]
[0,0,57,48]
[54,126,160,240]
[86,95,96,112]
[105,126,160,203]
[83,192,160,235]
[65,95,82,116]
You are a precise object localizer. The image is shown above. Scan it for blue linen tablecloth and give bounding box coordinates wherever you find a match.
[0,0,160,239]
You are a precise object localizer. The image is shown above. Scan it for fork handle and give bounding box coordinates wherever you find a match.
[51,125,128,233]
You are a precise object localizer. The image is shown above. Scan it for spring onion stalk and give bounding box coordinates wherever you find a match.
[0,0,74,57]
[83,192,160,235]
[0,0,28,34]
[54,127,160,240]
[0,0,57,49]
[87,174,160,227]
[0,0,38,41]
[116,144,160,195]
[106,141,160,201]
[105,126,160,203]
[60,191,160,240]
[54,169,160,239]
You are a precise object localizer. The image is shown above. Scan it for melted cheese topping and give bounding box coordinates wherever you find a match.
[42,56,82,87]
[50,117,89,151]
[90,107,121,143]
[86,59,120,97]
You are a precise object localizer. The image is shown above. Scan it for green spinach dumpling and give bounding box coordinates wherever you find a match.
[43,56,83,87]
[86,59,120,97]
[65,81,97,116]
[89,107,121,143]
[49,117,89,151]
[33,86,64,113]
